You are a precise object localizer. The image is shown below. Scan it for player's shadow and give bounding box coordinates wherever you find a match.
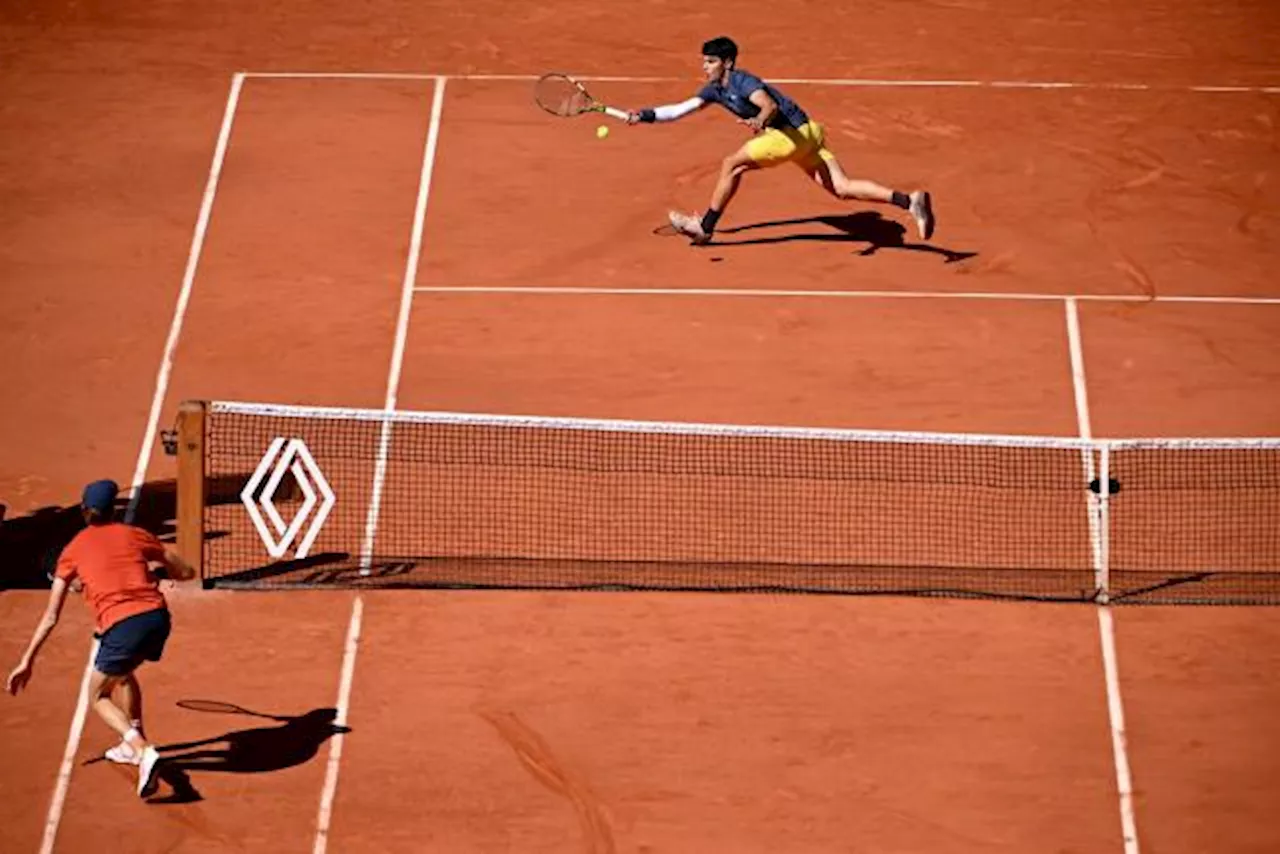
[0,474,244,591]
[709,211,978,262]
[144,705,351,804]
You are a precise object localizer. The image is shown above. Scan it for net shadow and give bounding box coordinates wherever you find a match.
[205,558,1280,605]
[208,556,1105,603]
[201,552,353,588]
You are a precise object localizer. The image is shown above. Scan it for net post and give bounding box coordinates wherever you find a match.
[1095,443,1112,604]
[175,400,208,585]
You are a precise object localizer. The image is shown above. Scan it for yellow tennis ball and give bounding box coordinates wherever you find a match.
[596,124,609,139]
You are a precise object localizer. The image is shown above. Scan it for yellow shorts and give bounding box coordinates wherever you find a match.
[743,121,836,168]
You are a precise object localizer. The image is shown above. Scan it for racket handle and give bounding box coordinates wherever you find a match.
[604,106,629,121]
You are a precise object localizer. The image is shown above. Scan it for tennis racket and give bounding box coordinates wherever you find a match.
[534,73,629,121]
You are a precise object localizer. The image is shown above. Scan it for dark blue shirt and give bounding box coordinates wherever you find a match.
[697,69,809,129]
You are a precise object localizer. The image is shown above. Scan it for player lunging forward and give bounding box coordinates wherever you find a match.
[7,479,195,798]
[627,36,935,246]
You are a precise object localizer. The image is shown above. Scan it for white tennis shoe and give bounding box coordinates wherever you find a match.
[909,191,935,241]
[668,210,711,245]
[105,741,141,766]
[137,745,161,797]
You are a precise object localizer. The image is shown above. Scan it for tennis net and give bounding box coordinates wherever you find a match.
[171,400,1280,604]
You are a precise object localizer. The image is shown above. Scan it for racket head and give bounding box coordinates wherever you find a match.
[534,73,599,117]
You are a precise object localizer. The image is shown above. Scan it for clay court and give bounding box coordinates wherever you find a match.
[3,2,1280,852]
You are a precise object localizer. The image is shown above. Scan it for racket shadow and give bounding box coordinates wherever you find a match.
[146,704,351,803]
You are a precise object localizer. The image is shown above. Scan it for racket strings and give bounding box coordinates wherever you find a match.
[535,75,594,116]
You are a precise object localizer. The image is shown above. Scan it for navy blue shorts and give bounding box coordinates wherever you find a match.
[94,608,171,676]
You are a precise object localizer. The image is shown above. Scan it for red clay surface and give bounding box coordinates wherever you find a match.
[1115,608,1280,854]
[0,597,96,848]
[330,595,1118,853]
[423,83,1278,298]
[1089,359,1280,854]
[50,591,356,853]
[399,293,1079,433]
[1079,302,1280,437]
[3,3,1279,853]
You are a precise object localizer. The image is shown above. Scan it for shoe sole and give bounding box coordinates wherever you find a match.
[913,192,936,241]
[105,748,140,766]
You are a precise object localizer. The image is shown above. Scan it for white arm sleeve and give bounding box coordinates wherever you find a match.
[652,97,704,122]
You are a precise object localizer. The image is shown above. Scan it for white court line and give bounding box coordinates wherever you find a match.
[38,72,246,854]
[246,71,440,80]
[312,73,448,854]
[312,597,364,854]
[1065,299,1096,438]
[244,71,674,83]
[988,80,1078,89]
[1064,298,1141,854]
[411,285,1280,305]
[356,75,447,572]
[1148,294,1280,305]
[242,70,1280,94]
[1067,298,1106,593]
[1190,85,1257,93]
[1097,606,1140,854]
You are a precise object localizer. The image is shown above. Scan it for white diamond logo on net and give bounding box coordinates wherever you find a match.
[241,438,336,560]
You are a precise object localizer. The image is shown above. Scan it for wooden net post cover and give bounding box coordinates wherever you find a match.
[175,400,207,583]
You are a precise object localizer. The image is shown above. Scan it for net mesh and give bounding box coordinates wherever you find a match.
[196,402,1280,604]
[1107,444,1280,603]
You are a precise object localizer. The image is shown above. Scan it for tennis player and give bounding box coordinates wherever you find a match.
[627,36,935,245]
[6,479,195,797]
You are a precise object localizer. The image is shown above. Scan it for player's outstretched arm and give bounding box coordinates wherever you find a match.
[7,577,72,695]
[626,97,706,125]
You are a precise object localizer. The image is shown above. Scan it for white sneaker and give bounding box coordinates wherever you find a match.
[105,742,141,766]
[908,191,935,240]
[668,210,711,245]
[137,745,161,797]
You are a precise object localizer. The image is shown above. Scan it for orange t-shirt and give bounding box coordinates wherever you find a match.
[55,523,168,633]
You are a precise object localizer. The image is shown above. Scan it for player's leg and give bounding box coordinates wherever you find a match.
[669,147,760,244]
[119,672,144,735]
[104,673,146,764]
[669,129,795,244]
[708,151,759,221]
[800,146,935,240]
[88,670,134,740]
[804,153,893,201]
[92,608,171,795]
[677,150,761,240]
[91,668,162,795]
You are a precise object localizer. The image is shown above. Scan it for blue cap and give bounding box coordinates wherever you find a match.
[81,479,119,514]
